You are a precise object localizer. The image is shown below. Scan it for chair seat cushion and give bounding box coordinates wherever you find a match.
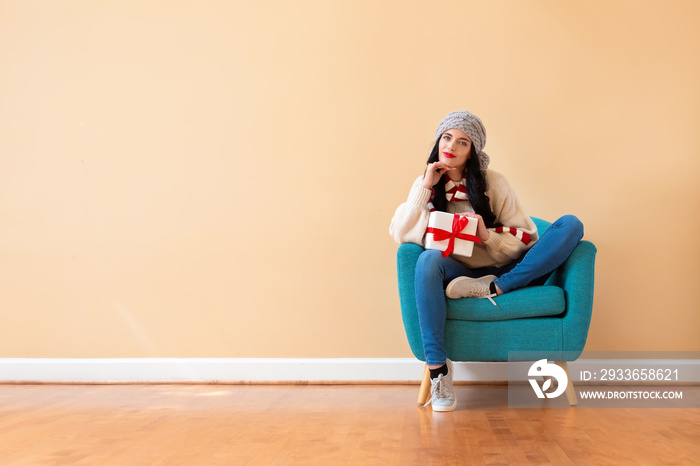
[446,286,566,322]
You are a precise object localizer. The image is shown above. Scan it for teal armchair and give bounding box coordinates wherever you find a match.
[397,217,597,405]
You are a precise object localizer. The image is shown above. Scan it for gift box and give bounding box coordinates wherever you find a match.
[425,211,481,258]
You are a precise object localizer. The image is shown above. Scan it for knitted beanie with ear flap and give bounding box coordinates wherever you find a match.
[435,110,490,170]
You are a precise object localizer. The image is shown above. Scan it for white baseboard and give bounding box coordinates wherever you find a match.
[0,358,509,384]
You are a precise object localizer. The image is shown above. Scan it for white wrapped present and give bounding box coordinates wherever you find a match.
[425,211,480,258]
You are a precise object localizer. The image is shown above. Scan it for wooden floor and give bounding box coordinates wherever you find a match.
[0,384,698,465]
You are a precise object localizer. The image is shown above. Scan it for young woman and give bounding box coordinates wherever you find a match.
[389,110,584,412]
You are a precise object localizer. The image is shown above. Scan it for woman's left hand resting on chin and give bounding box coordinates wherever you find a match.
[458,212,490,242]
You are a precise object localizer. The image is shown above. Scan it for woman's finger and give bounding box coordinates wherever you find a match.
[433,164,453,173]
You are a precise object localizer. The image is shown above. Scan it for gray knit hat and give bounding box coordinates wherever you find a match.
[435,110,490,170]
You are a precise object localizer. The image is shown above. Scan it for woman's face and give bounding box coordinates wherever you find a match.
[438,128,472,171]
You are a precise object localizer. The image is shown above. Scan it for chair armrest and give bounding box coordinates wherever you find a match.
[396,243,426,360]
[548,240,597,357]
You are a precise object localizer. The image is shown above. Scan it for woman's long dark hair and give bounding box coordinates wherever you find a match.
[426,136,502,228]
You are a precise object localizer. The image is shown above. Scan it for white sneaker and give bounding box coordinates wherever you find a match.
[424,359,457,412]
[445,274,500,307]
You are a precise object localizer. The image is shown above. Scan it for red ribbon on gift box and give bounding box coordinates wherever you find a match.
[426,215,482,257]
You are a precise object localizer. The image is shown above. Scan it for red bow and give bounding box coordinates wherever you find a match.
[426,215,482,257]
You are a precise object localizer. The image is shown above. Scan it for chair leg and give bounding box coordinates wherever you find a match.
[554,361,578,406]
[417,364,431,406]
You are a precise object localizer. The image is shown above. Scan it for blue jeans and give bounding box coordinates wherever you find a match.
[414,215,584,366]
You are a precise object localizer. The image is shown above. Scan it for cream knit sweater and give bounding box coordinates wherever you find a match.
[389,169,539,268]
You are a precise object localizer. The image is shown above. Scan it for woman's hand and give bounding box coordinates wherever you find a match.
[422,162,455,189]
[459,212,490,242]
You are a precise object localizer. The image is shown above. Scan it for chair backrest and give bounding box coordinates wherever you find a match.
[531,217,552,238]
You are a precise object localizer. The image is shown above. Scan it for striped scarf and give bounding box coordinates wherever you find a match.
[427,176,470,213]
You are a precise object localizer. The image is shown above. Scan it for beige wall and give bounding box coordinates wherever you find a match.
[1,1,698,358]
